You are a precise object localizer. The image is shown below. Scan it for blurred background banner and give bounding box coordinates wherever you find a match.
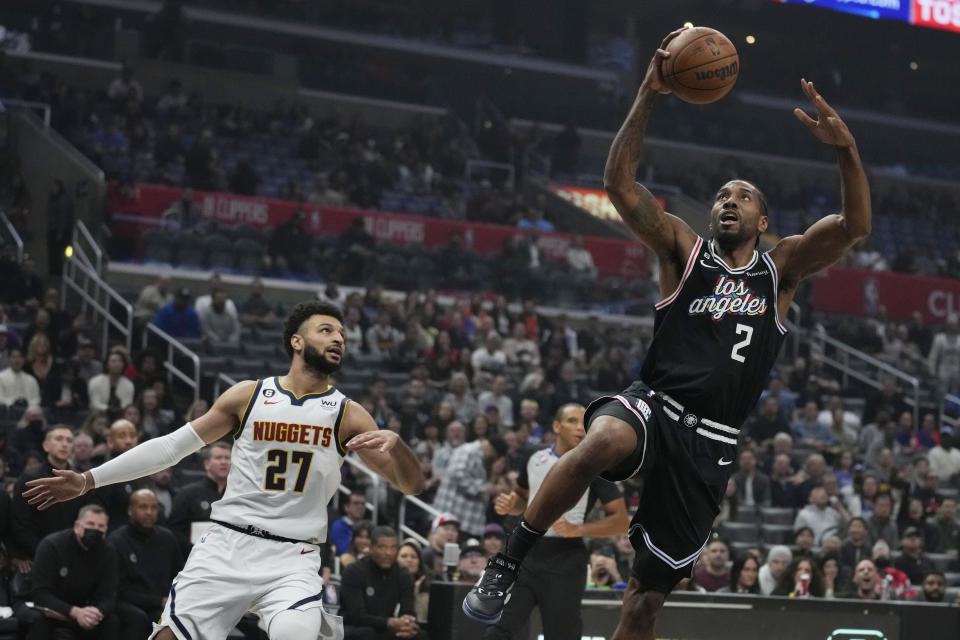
[812,266,960,322]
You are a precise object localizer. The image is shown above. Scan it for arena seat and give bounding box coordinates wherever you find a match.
[719,522,761,543]
[760,507,795,526]
[760,524,794,545]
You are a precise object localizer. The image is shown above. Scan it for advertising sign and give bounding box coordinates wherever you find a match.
[771,0,960,32]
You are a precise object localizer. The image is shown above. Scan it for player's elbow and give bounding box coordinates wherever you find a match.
[603,181,631,209]
[843,211,871,240]
[400,474,426,496]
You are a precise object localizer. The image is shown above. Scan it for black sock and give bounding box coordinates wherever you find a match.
[503,518,546,562]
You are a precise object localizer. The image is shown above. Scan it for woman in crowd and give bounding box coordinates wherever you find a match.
[793,526,816,558]
[818,551,841,598]
[138,387,175,438]
[772,558,825,598]
[719,555,761,594]
[80,409,112,460]
[339,520,374,567]
[396,539,430,621]
[834,449,856,489]
[24,333,58,407]
[87,350,135,417]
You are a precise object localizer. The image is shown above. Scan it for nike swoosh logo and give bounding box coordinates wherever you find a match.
[300,549,316,555]
[264,400,282,405]
[718,458,733,466]
[700,259,719,269]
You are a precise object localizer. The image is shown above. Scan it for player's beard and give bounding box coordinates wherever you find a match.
[302,343,341,376]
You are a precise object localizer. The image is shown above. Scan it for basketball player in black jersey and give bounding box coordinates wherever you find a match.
[464,27,871,639]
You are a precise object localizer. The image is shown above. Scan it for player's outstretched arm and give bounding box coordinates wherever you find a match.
[773,79,871,291]
[23,380,257,510]
[603,28,698,267]
[342,402,425,495]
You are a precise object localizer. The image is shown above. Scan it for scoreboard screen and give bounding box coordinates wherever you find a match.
[769,0,960,33]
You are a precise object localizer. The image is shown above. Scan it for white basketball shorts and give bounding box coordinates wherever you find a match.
[150,522,343,640]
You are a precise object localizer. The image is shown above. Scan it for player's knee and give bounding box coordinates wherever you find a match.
[576,416,637,470]
[267,608,322,640]
[624,590,666,628]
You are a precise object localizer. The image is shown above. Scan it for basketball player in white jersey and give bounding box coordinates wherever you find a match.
[24,300,424,640]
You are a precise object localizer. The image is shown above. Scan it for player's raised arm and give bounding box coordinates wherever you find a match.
[23,380,257,510]
[342,401,425,495]
[603,28,698,270]
[772,79,871,293]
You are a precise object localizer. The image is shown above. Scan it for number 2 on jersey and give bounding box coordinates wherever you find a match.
[264,449,313,492]
[730,323,753,363]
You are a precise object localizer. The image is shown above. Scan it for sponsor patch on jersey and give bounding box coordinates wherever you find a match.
[320,399,338,408]
[635,399,652,422]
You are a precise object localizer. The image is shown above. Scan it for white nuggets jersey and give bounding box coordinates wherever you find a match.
[209,377,348,544]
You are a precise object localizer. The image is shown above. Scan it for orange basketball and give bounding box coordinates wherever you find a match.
[660,27,739,104]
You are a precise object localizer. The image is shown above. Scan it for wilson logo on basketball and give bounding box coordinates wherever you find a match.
[695,60,739,82]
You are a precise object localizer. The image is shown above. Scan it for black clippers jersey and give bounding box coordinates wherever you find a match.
[640,236,787,429]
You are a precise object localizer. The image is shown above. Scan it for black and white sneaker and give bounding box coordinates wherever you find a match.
[462,552,519,624]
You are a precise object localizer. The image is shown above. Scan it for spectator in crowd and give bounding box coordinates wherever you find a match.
[718,555,761,594]
[916,572,948,603]
[390,320,429,372]
[263,209,313,274]
[29,504,120,639]
[420,513,460,576]
[894,527,936,585]
[152,288,202,339]
[366,311,402,360]
[395,540,429,623]
[769,453,798,508]
[443,373,478,425]
[516,207,554,232]
[899,497,937,546]
[137,388,174,439]
[503,322,540,371]
[792,453,828,505]
[87,351,134,417]
[167,442,230,551]
[587,544,622,588]
[839,518,872,578]
[549,361,589,414]
[793,527,815,558]
[859,411,892,466]
[565,235,596,277]
[692,538,731,592]
[791,401,833,449]
[732,448,771,508]
[339,520,374,568]
[228,160,260,196]
[330,490,368,556]
[93,419,146,531]
[134,274,172,325]
[758,545,792,595]
[744,396,790,446]
[843,559,884,600]
[794,486,845,544]
[867,493,900,549]
[72,337,102,383]
[238,278,278,329]
[432,420,465,479]
[928,428,960,482]
[335,217,377,282]
[10,426,82,573]
[72,433,94,473]
[108,489,183,635]
[773,558,825,598]
[0,348,41,409]
[470,334,508,388]
[161,187,202,232]
[929,497,959,554]
[457,539,487,583]
[107,64,143,106]
[862,377,908,426]
[481,523,505,557]
[928,314,960,394]
[477,375,514,429]
[819,551,841,598]
[199,291,241,347]
[433,436,507,537]
[194,274,237,320]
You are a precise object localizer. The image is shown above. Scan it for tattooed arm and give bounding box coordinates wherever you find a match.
[603,29,698,296]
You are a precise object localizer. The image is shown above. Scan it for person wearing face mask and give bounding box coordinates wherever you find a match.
[28,504,120,639]
[108,489,184,638]
[10,427,89,574]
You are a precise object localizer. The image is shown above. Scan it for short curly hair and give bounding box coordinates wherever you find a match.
[282,300,344,358]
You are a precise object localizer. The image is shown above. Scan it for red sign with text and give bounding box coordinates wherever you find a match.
[548,184,666,223]
[114,184,648,279]
[912,0,960,32]
[811,266,960,323]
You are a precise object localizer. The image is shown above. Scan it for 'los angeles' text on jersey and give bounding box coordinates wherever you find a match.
[209,377,348,543]
[641,237,786,430]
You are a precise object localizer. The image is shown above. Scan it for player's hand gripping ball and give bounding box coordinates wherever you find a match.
[660,26,739,104]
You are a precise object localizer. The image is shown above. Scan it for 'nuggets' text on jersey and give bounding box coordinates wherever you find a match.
[209,376,349,543]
